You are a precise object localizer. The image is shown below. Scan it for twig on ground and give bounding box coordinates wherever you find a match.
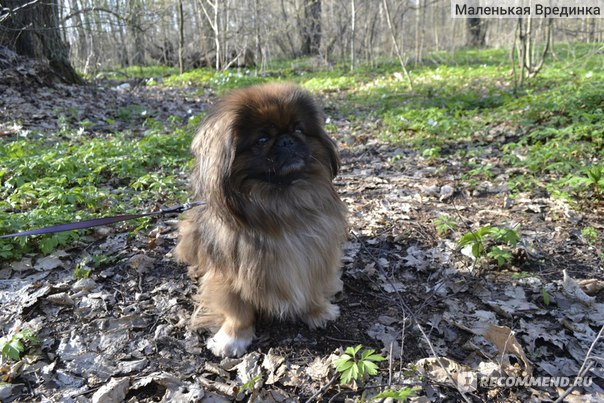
[388,338,394,386]
[324,335,364,344]
[399,325,406,384]
[553,324,603,403]
[305,375,338,403]
[197,376,237,397]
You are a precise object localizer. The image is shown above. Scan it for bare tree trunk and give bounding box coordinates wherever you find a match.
[364,4,379,66]
[524,15,532,71]
[221,0,228,67]
[178,0,185,73]
[192,0,209,67]
[514,17,552,87]
[276,0,297,57]
[516,17,528,86]
[198,0,221,69]
[69,0,88,66]
[416,0,427,62]
[301,0,321,55]
[350,0,355,71]
[414,1,420,63]
[467,17,487,47]
[588,18,596,43]
[0,0,84,84]
[254,0,264,73]
[127,0,145,65]
[213,0,220,69]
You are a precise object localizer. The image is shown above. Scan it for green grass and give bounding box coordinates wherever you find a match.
[90,65,180,80]
[0,119,193,260]
[338,44,603,200]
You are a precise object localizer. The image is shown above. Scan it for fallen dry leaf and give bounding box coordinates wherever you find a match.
[415,357,477,393]
[578,278,604,296]
[91,377,130,403]
[562,270,596,306]
[457,322,533,376]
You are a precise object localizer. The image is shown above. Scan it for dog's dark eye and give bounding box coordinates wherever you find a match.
[256,136,270,146]
[293,126,304,135]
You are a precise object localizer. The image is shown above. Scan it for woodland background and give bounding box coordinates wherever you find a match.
[0,0,603,77]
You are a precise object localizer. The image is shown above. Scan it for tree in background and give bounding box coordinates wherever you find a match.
[126,0,145,66]
[301,0,321,56]
[0,0,83,84]
[513,16,553,87]
[466,17,487,48]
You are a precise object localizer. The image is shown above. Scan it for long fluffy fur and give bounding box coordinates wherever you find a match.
[175,83,347,356]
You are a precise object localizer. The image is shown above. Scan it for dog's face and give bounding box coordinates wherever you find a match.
[191,83,340,226]
[233,107,313,186]
[228,84,339,188]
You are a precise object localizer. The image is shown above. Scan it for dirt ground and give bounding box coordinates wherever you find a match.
[1,62,603,402]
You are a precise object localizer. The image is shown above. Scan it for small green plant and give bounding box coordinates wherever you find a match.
[586,166,604,192]
[581,226,599,244]
[116,105,147,122]
[90,253,115,267]
[541,287,550,306]
[458,225,520,267]
[73,259,92,279]
[238,374,262,396]
[458,225,492,259]
[488,227,521,246]
[579,166,604,193]
[0,329,39,362]
[464,163,494,180]
[421,146,441,159]
[433,214,457,237]
[374,386,422,401]
[564,165,604,196]
[487,246,512,267]
[387,154,403,165]
[334,345,386,385]
[511,271,530,280]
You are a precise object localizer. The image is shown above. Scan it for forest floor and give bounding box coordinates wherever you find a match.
[1,50,603,402]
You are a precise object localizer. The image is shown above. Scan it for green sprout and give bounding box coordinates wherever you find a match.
[334,345,386,385]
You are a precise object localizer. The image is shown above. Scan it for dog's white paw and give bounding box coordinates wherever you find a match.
[207,328,253,358]
[304,303,340,329]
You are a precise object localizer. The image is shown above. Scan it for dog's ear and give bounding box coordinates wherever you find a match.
[292,88,340,179]
[321,132,340,179]
[191,109,236,205]
[191,107,251,227]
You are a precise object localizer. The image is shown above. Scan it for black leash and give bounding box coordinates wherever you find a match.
[0,201,205,239]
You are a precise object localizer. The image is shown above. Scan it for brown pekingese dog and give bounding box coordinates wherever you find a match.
[175,83,347,357]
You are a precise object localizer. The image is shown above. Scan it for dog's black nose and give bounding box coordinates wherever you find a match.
[276,135,296,149]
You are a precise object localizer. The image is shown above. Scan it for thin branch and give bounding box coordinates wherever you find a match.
[531,18,553,77]
[554,324,603,403]
[0,0,40,23]
[382,0,413,89]
[304,375,338,403]
[62,7,126,24]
